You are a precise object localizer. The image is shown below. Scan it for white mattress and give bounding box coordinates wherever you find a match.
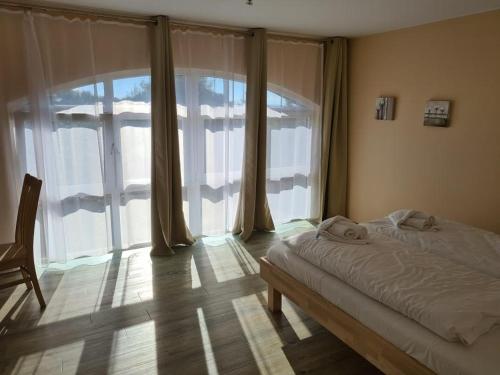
[364,218,500,278]
[267,243,500,375]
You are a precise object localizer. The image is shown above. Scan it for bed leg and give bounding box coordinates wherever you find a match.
[268,285,282,313]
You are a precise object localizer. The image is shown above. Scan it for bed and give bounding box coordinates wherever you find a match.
[260,220,500,375]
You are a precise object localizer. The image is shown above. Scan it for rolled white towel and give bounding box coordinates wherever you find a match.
[388,209,416,227]
[403,218,436,231]
[388,209,439,231]
[317,215,369,244]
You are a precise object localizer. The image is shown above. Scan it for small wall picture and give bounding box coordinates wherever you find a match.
[424,100,450,127]
[375,97,395,120]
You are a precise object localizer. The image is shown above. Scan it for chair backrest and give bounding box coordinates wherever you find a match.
[14,174,42,260]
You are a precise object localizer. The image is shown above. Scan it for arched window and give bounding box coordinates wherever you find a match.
[1,12,152,263]
[174,73,321,235]
[11,71,152,261]
[172,31,323,236]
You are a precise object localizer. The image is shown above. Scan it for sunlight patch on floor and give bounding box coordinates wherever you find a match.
[13,340,84,375]
[38,250,149,324]
[282,301,313,340]
[37,267,107,325]
[109,257,140,309]
[0,285,28,325]
[191,256,202,289]
[232,293,293,375]
[107,320,157,373]
[197,307,219,375]
[204,238,258,283]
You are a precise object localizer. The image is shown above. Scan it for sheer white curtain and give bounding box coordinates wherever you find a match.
[0,10,151,264]
[172,29,246,236]
[266,39,323,224]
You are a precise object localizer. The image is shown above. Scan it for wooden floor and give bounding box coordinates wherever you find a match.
[0,222,381,375]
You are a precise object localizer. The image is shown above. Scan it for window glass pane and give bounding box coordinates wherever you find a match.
[52,83,104,105]
[199,76,225,107]
[62,201,111,257]
[232,80,246,106]
[175,74,187,107]
[175,75,188,223]
[113,75,151,187]
[113,74,152,249]
[176,73,245,236]
[113,76,151,102]
[55,125,104,197]
[50,82,110,256]
[266,87,320,224]
[52,83,105,198]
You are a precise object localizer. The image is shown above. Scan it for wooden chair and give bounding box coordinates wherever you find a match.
[0,174,45,308]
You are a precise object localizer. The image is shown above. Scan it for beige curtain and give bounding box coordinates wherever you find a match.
[151,16,194,255]
[0,11,25,244]
[233,29,274,241]
[320,38,348,219]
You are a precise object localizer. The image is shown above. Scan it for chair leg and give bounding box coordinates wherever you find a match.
[26,265,46,308]
[20,267,32,290]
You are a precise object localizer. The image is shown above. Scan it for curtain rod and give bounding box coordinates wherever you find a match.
[0,1,328,43]
[268,32,324,44]
[0,1,156,25]
[170,19,325,44]
[170,20,251,37]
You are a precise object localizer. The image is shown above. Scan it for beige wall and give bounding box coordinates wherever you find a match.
[348,10,500,233]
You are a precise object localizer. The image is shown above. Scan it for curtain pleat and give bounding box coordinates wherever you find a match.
[320,38,348,219]
[233,29,274,241]
[150,16,194,255]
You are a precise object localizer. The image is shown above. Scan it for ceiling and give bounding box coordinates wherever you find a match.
[45,0,500,37]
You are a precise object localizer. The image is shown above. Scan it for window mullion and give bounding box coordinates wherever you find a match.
[188,72,203,234]
[102,78,122,250]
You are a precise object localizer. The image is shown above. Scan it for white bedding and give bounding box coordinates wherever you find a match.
[365,218,500,278]
[267,243,500,375]
[283,231,500,345]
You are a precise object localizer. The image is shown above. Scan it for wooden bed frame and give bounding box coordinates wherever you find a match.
[260,256,435,375]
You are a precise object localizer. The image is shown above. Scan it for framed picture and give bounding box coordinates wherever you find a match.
[424,100,450,127]
[375,97,395,120]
